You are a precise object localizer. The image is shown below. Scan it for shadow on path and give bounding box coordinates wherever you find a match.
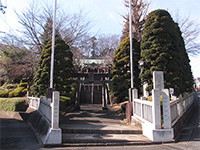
[178,91,200,142]
[0,113,42,149]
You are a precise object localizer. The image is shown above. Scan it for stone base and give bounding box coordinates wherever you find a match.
[142,121,174,141]
[45,128,62,145]
[151,128,174,141]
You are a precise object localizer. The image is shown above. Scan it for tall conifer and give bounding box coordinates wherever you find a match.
[112,37,141,100]
[32,38,73,97]
[140,9,193,95]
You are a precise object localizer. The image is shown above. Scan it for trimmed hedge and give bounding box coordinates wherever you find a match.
[0,89,13,97]
[0,82,27,98]
[0,98,27,111]
[0,83,17,90]
[9,87,27,97]
[8,82,27,97]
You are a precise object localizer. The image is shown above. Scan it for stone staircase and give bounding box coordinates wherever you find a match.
[60,104,151,146]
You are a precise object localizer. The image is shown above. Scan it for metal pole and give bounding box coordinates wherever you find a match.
[50,0,57,88]
[129,0,134,88]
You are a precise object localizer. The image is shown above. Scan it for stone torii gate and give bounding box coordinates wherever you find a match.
[74,72,113,110]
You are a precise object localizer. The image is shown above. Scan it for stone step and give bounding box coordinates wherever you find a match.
[62,133,151,144]
[61,124,142,134]
[62,128,142,134]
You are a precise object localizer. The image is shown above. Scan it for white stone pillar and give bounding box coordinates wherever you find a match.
[161,89,171,129]
[129,88,132,102]
[51,91,60,129]
[132,89,138,100]
[45,91,62,144]
[152,89,161,129]
[143,83,149,97]
[153,71,164,90]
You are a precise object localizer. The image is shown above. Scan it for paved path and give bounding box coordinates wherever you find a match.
[1,91,199,149]
[42,91,200,149]
[0,111,42,150]
[60,104,151,145]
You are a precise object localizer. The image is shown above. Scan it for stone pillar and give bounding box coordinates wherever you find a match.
[132,89,138,100]
[45,91,62,144]
[91,83,94,104]
[152,89,161,129]
[51,91,60,129]
[129,88,132,102]
[153,71,164,90]
[161,89,171,129]
[143,83,149,97]
[102,83,107,110]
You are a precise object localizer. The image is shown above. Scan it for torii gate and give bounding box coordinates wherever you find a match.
[74,72,113,110]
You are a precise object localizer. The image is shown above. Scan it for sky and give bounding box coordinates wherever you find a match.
[0,0,199,78]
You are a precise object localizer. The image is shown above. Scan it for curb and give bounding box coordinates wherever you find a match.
[44,140,175,148]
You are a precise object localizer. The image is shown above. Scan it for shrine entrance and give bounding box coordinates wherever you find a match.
[74,72,112,109]
[80,84,102,104]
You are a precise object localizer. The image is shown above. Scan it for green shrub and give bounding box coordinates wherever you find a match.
[0,98,27,111]
[0,89,13,97]
[60,96,71,111]
[1,83,17,90]
[9,87,27,97]
[0,90,6,97]
[18,82,27,88]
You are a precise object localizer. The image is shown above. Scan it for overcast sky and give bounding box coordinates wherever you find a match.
[0,0,199,78]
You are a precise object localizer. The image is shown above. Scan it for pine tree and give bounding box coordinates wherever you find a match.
[140,9,193,95]
[32,38,73,97]
[112,37,140,101]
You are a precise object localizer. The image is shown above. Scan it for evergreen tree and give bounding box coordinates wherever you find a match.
[112,37,140,101]
[41,18,61,51]
[140,9,193,95]
[32,38,73,97]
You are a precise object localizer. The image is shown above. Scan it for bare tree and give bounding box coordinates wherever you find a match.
[121,0,150,41]
[0,43,36,83]
[15,0,93,53]
[174,11,200,55]
[72,33,120,70]
[97,34,121,65]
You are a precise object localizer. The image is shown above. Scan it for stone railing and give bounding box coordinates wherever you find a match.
[170,92,194,126]
[27,96,40,109]
[131,71,173,142]
[133,98,153,123]
[39,97,52,125]
[27,91,61,145]
[131,71,195,142]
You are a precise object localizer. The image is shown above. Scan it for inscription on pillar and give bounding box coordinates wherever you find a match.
[51,91,60,129]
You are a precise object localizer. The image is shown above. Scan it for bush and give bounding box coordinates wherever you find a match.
[0,98,27,111]
[60,96,71,111]
[8,82,27,97]
[0,89,13,97]
[9,87,27,97]
[1,83,17,90]
[18,82,28,88]
[0,90,6,97]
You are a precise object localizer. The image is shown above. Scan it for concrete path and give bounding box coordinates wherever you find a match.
[0,111,42,150]
[177,91,200,144]
[60,104,151,146]
[43,91,200,149]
